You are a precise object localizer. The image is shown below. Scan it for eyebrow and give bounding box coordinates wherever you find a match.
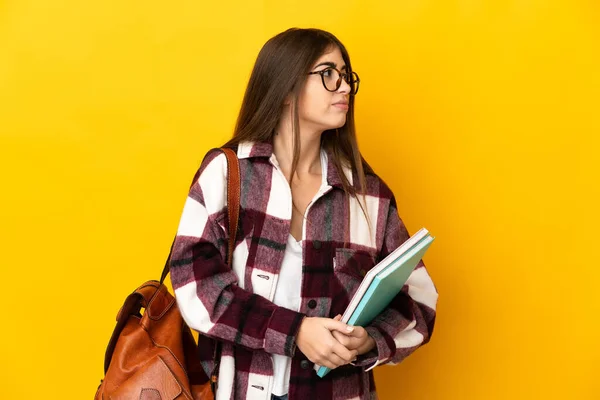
[313,61,347,71]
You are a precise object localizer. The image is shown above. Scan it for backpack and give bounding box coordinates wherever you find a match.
[95,148,240,399]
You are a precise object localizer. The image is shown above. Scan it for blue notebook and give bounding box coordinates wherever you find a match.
[315,228,435,378]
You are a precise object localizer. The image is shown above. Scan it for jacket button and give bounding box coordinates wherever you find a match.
[301,360,311,370]
[312,240,322,249]
[308,299,317,309]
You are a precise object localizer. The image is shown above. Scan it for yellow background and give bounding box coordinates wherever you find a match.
[1,0,598,399]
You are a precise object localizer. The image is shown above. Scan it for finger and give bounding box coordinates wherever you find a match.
[326,352,350,368]
[331,330,352,347]
[332,341,359,363]
[340,325,366,338]
[324,319,354,335]
[333,314,342,321]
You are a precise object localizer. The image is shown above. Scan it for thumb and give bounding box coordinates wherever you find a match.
[325,318,354,334]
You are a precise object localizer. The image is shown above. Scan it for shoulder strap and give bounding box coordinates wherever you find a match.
[160,147,241,284]
[222,147,241,266]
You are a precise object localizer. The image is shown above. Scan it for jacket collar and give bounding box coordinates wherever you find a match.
[237,141,352,189]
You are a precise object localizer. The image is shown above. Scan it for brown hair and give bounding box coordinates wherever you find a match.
[224,27,369,198]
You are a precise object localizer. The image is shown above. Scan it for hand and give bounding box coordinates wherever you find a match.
[295,317,359,370]
[331,315,376,356]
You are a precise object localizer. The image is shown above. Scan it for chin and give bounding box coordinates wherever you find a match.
[326,116,347,130]
[310,116,347,132]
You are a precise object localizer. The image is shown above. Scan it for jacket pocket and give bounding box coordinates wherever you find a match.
[333,248,377,300]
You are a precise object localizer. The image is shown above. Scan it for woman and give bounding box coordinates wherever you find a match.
[170,28,438,400]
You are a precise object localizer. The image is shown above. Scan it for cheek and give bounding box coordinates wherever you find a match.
[299,82,332,118]
[299,100,324,121]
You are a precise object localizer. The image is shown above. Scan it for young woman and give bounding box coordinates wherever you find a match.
[169,28,438,400]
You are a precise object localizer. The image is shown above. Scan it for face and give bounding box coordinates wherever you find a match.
[296,46,352,134]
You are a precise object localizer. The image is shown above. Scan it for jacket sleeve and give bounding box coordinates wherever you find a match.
[354,195,438,371]
[169,150,305,357]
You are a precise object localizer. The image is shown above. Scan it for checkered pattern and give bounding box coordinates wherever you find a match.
[169,141,438,400]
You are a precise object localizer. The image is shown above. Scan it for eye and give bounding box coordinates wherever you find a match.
[321,68,334,78]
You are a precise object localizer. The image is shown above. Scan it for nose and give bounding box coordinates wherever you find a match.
[337,77,351,94]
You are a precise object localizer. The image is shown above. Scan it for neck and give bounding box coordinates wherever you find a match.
[273,107,322,178]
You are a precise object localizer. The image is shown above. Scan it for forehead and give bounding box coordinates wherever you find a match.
[312,46,345,68]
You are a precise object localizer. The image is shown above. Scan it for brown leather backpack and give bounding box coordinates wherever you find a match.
[95,148,240,400]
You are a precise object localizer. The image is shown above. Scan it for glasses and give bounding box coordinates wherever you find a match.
[307,67,360,95]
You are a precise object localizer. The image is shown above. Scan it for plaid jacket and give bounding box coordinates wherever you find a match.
[170,141,438,400]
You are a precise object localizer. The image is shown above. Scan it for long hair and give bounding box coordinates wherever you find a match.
[224,28,369,199]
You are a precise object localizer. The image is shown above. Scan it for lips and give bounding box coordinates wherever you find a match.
[333,102,349,110]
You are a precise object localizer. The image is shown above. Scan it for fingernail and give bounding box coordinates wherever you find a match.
[346,325,354,332]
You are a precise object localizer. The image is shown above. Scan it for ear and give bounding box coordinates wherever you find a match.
[283,93,292,106]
